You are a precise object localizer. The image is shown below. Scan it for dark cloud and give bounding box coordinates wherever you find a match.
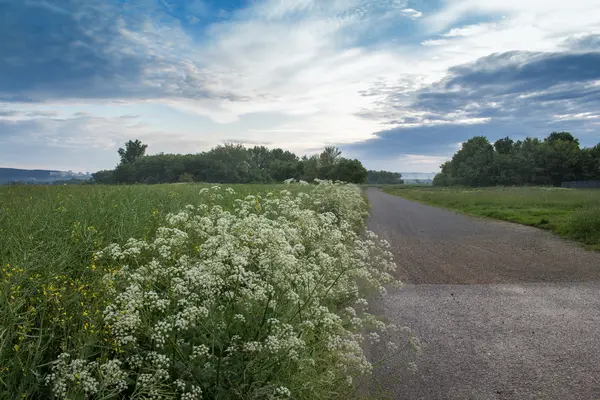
[0,1,145,99]
[444,51,600,91]
[415,51,600,116]
[25,111,60,117]
[350,50,600,160]
[344,117,599,162]
[566,34,600,51]
[0,0,221,102]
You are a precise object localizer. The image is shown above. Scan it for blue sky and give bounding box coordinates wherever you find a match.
[1,0,599,173]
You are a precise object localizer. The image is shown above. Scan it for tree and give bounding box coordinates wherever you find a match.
[319,146,342,167]
[330,159,368,183]
[433,132,597,187]
[118,139,148,164]
[91,170,115,184]
[367,170,404,184]
[546,131,578,146]
[451,136,495,186]
[493,137,514,155]
[542,137,580,186]
[301,155,319,182]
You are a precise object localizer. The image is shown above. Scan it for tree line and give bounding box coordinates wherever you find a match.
[433,132,600,187]
[92,141,382,184]
[367,170,404,184]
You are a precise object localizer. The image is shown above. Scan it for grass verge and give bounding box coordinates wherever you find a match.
[381,186,600,250]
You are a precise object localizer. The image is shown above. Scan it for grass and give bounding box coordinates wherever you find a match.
[0,183,402,399]
[0,184,296,397]
[0,184,300,275]
[382,185,600,250]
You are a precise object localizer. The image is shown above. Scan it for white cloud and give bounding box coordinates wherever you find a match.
[399,8,423,19]
[4,0,600,171]
[442,22,497,37]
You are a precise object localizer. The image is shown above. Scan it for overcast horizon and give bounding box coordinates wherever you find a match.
[1,0,600,173]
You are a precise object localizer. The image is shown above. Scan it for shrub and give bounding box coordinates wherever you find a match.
[36,182,402,399]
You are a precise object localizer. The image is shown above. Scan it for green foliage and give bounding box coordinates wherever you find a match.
[0,183,402,398]
[383,186,600,249]
[118,139,148,164]
[433,132,600,187]
[93,143,368,185]
[367,170,403,185]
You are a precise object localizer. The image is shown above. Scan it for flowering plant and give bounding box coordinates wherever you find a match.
[46,181,402,399]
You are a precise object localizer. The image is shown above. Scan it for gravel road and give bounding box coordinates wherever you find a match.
[365,188,600,400]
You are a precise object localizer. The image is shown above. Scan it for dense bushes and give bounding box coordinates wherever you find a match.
[93,144,369,185]
[434,132,600,187]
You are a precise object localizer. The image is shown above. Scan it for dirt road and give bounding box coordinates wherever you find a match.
[365,188,600,400]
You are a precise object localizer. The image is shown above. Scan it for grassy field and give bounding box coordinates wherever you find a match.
[0,183,402,399]
[382,186,600,250]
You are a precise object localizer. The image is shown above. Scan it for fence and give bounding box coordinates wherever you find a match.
[561,180,600,189]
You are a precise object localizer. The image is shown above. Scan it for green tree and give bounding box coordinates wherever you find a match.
[367,170,403,184]
[542,136,581,186]
[493,137,514,155]
[546,131,579,146]
[319,146,342,167]
[118,139,148,164]
[451,136,495,186]
[91,170,115,184]
[330,159,368,183]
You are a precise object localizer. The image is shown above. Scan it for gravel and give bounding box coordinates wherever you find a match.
[365,188,600,400]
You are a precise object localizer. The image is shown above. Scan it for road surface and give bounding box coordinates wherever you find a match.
[365,188,600,400]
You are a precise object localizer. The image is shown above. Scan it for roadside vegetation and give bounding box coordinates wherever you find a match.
[383,185,600,250]
[0,182,409,399]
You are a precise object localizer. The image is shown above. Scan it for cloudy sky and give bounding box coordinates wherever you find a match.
[1,0,599,173]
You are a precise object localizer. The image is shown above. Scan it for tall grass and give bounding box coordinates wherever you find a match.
[0,183,406,399]
[563,208,600,246]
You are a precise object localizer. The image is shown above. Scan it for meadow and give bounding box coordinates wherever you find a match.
[0,182,407,399]
[383,186,600,250]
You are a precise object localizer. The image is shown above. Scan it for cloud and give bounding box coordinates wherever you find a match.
[346,49,600,170]
[1,0,600,172]
[0,109,19,117]
[399,8,423,19]
[0,0,234,103]
[25,111,60,117]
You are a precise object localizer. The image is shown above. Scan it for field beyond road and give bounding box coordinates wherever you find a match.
[366,188,600,399]
[382,186,600,250]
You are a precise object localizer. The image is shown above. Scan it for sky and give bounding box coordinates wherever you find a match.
[1,0,599,173]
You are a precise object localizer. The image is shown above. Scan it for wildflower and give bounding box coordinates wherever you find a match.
[44,181,401,399]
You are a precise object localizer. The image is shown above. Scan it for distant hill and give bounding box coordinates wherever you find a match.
[0,168,91,184]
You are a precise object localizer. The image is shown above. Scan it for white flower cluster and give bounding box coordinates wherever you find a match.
[48,181,401,399]
[45,354,128,398]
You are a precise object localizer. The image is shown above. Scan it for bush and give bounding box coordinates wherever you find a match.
[3,182,405,399]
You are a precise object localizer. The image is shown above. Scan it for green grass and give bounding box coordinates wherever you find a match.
[0,184,299,274]
[382,185,600,250]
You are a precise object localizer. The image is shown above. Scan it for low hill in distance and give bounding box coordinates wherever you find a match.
[0,168,91,184]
